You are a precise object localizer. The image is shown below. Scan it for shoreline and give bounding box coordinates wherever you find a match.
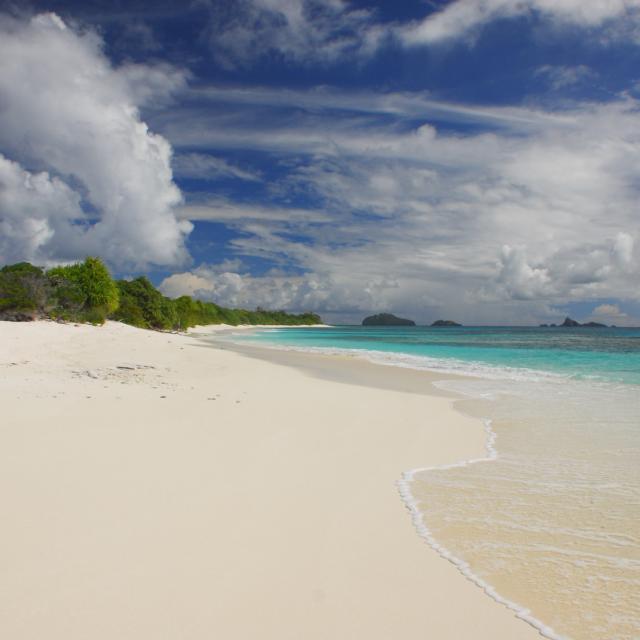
[1,320,540,639]
[242,326,638,640]
[203,328,562,640]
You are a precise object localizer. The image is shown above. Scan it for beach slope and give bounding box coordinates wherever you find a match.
[0,321,539,639]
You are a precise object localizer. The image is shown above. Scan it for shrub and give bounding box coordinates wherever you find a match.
[47,257,119,324]
[0,257,322,328]
[0,262,48,314]
[48,257,118,314]
[113,277,177,330]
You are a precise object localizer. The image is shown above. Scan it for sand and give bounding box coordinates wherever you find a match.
[0,320,541,639]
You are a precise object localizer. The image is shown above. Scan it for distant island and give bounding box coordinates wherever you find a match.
[540,316,608,328]
[362,313,415,326]
[430,319,462,327]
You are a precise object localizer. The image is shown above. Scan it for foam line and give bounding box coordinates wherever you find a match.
[220,339,571,384]
[220,332,597,637]
[397,417,568,640]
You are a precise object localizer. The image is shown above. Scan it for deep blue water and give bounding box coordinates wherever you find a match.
[237,325,640,385]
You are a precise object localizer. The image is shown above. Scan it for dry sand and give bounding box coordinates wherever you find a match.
[0,320,541,639]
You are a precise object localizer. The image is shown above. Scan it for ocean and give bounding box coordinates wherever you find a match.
[227,325,640,640]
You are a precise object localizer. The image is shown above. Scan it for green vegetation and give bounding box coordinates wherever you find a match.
[48,257,120,323]
[112,276,177,330]
[0,258,322,329]
[362,313,415,326]
[0,262,48,316]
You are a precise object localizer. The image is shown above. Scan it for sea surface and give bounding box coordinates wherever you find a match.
[227,326,640,640]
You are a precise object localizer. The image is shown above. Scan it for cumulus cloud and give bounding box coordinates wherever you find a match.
[159,262,401,319]
[117,61,190,108]
[399,0,640,47]
[492,236,637,304]
[0,12,191,268]
[588,303,638,326]
[0,155,83,264]
[593,304,622,316]
[496,246,552,300]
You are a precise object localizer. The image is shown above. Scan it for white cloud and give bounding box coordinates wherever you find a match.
[0,12,191,269]
[496,246,552,300]
[159,270,215,299]
[613,232,634,269]
[0,155,83,264]
[176,199,331,223]
[399,0,640,47]
[117,62,190,108]
[535,65,596,90]
[172,153,262,182]
[152,83,640,323]
[159,263,399,319]
[185,84,566,130]
[588,303,638,326]
[198,0,640,68]
[202,0,377,68]
[593,304,622,315]
[491,236,637,304]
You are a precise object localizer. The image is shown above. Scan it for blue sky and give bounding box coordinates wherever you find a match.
[1,0,640,324]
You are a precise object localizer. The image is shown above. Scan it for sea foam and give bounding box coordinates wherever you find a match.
[219,328,640,639]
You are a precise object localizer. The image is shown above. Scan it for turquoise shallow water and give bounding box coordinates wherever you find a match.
[239,325,640,385]
[228,325,640,639]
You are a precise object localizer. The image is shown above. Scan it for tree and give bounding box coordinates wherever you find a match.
[113,276,176,330]
[0,262,48,315]
[47,257,119,323]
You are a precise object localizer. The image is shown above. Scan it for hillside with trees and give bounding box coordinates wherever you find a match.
[0,258,322,329]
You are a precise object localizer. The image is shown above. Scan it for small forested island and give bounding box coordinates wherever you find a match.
[0,258,322,329]
[362,313,416,326]
[540,317,607,328]
[430,319,462,327]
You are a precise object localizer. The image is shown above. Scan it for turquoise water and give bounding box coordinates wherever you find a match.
[239,325,640,385]
[227,325,640,639]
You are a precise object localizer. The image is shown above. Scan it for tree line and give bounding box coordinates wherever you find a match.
[0,258,322,329]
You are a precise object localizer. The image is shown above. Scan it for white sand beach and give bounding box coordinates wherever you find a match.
[0,320,541,639]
